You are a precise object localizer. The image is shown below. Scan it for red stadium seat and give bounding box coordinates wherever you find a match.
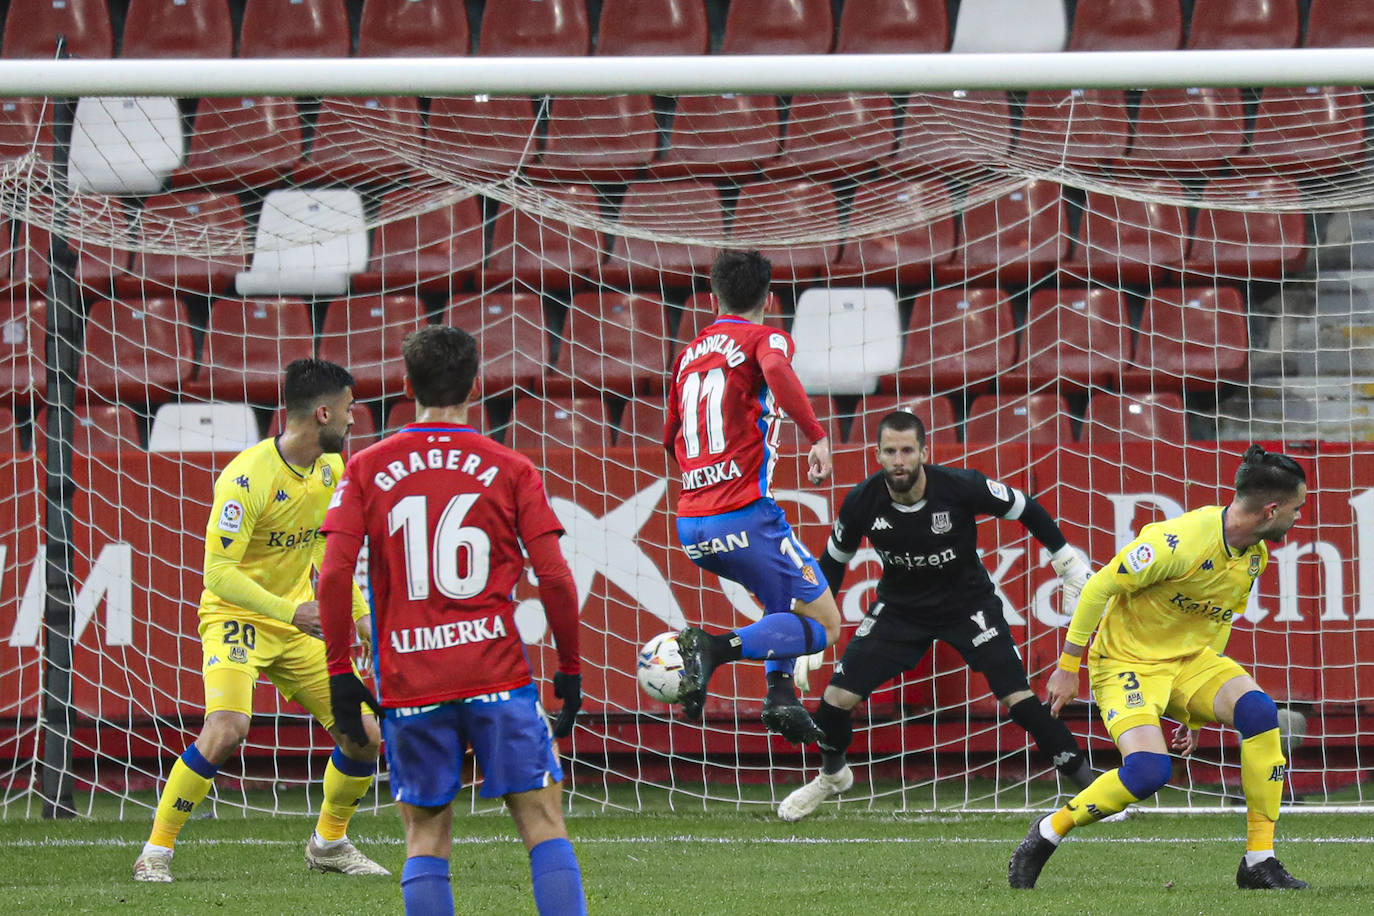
[596,0,708,55]
[357,0,470,56]
[353,190,484,294]
[239,0,351,58]
[20,195,134,295]
[676,292,783,344]
[121,0,233,58]
[549,291,670,396]
[0,297,45,401]
[506,396,611,450]
[424,95,538,179]
[836,0,949,53]
[537,95,658,180]
[652,94,781,178]
[1186,0,1299,50]
[850,394,958,447]
[1242,86,1367,173]
[192,298,314,401]
[1,0,112,58]
[36,404,144,452]
[616,396,667,448]
[776,395,842,450]
[896,91,1013,173]
[722,0,833,53]
[1186,177,1309,280]
[1068,0,1182,51]
[484,184,603,289]
[446,293,548,396]
[772,94,897,178]
[603,179,722,289]
[1063,181,1189,283]
[953,180,1068,285]
[295,96,423,184]
[1305,0,1374,48]
[384,399,416,433]
[964,393,1072,445]
[835,178,955,285]
[0,97,55,165]
[730,181,839,281]
[318,295,425,401]
[1128,87,1245,168]
[177,97,302,190]
[888,288,1015,396]
[1122,287,1250,392]
[1005,287,1131,393]
[1018,89,1129,166]
[119,192,247,296]
[79,297,193,404]
[1081,391,1188,444]
[478,0,590,56]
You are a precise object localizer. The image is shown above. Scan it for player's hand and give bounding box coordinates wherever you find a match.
[1171,722,1201,756]
[551,671,582,738]
[329,671,381,749]
[1045,668,1080,717]
[293,600,323,639]
[807,436,833,484]
[1050,546,1092,616]
[793,651,824,694]
[353,617,374,673]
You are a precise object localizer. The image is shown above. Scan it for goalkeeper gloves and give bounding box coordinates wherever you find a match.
[1050,545,1093,616]
[793,651,824,694]
[551,671,582,738]
[329,671,381,749]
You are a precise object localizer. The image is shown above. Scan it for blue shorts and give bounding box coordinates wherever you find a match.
[382,682,564,805]
[676,498,828,615]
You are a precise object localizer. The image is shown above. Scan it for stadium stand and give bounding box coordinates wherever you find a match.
[836,0,949,53]
[353,191,485,294]
[120,0,235,58]
[889,288,1016,396]
[484,184,604,289]
[1067,0,1183,50]
[537,95,659,180]
[35,404,144,453]
[1186,0,1300,50]
[356,0,471,57]
[652,94,782,177]
[950,0,1067,53]
[1127,87,1246,168]
[1081,391,1189,443]
[119,191,248,296]
[238,0,351,58]
[596,0,709,55]
[1006,287,1132,393]
[603,179,723,288]
[446,292,549,396]
[964,393,1073,444]
[294,96,423,185]
[177,96,303,189]
[953,180,1068,284]
[190,297,313,402]
[730,180,839,280]
[78,297,193,405]
[147,401,261,452]
[1122,287,1250,392]
[478,0,591,56]
[549,291,670,396]
[0,298,44,401]
[506,396,612,450]
[1063,182,1189,283]
[1,0,113,59]
[835,179,956,285]
[1018,89,1130,165]
[424,94,540,177]
[1305,0,1374,47]
[721,0,833,54]
[771,93,898,178]
[851,393,959,446]
[1186,177,1310,280]
[317,294,426,401]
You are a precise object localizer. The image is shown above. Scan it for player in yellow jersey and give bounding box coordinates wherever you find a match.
[134,359,389,883]
[1009,444,1309,891]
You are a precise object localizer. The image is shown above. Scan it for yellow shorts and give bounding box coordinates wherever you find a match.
[1090,647,1249,742]
[199,612,339,730]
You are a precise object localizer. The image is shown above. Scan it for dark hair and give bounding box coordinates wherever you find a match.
[1234,444,1306,504]
[403,325,479,408]
[283,359,355,418]
[876,410,926,449]
[710,249,772,313]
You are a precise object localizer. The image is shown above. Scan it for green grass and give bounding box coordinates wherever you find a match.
[4,793,1374,914]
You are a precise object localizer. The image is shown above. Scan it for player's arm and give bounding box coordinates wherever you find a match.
[999,489,1094,616]
[201,467,298,623]
[310,517,372,632]
[818,487,865,597]
[758,342,831,483]
[662,381,682,463]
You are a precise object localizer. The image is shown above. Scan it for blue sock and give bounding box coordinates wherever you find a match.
[401,855,453,916]
[181,744,219,779]
[529,837,586,916]
[735,614,826,661]
[1233,690,1279,739]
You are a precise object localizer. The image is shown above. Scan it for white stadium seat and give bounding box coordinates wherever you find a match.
[147,401,262,453]
[791,287,902,395]
[68,96,185,194]
[236,188,368,296]
[951,0,1067,53]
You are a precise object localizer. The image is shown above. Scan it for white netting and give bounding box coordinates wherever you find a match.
[4,31,1374,817]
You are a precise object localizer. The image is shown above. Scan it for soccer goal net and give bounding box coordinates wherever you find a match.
[3,47,1374,818]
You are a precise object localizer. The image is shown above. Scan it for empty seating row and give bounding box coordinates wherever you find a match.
[9,1,1371,62]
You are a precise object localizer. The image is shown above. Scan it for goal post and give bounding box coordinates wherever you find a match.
[1,49,1373,818]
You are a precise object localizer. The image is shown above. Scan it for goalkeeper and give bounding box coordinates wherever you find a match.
[1010,444,1308,891]
[778,410,1097,821]
[134,360,388,883]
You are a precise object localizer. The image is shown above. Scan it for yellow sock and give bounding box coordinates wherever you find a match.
[1241,728,1285,852]
[148,757,215,849]
[1049,768,1139,837]
[315,753,375,842]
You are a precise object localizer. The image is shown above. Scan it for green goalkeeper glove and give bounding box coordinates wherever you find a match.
[329,671,381,749]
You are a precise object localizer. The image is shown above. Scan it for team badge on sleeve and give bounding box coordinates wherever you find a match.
[1125,543,1154,573]
[218,500,244,534]
[986,480,1009,501]
[768,332,790,356]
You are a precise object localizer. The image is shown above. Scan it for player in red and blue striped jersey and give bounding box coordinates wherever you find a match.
[663,249,842,744]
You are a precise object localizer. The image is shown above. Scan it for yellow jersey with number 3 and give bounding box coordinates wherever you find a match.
[200,438,344,622]
[1075,505,1267,664]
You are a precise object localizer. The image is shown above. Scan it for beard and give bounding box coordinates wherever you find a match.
[883,468,918,494]
[318,427,347,454]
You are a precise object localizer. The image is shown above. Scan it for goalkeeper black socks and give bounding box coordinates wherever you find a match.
[815,699,853,774]
[711,631,744,663]
[1008,696,1091,788]
[765,670,797,703]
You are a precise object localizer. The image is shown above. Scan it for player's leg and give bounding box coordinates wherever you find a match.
[385,702,465,915]
[466,683,587,915]
[272,631,389,876]
[397,802,455,916]
[1191,666,1307,889]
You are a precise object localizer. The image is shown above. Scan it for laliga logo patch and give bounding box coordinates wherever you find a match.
[931,511,951,534]
[986,480,1009,501]
[768,332,790,356]
[1125,691,1145,709]
[218,500,244,534]
[1126,543,1154,573]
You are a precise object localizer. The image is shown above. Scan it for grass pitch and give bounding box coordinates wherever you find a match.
[4,792,1374,915]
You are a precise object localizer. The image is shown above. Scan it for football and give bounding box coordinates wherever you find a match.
[637,631,686,703]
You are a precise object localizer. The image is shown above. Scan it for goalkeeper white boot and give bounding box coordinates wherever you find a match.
[132,848,174,883]
[306,834,391,875]
[777,765,854,822]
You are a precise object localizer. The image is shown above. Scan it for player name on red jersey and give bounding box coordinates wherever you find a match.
[389,614,510,654]
[373,447,500,491]
[681,458,743,490]
[675,332,748,375]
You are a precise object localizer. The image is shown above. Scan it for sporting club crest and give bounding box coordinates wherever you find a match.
[931,511,951,534]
